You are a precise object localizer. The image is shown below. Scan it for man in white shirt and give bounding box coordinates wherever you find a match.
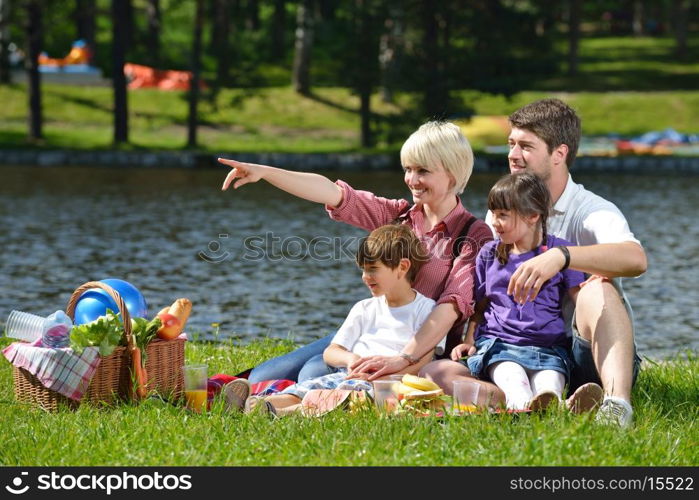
[500,98,647,427]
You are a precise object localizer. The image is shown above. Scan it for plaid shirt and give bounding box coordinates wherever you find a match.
[3,340,101,401]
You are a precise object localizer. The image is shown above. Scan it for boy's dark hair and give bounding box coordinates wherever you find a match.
[356,225,429,283]
[488,173,551,265]
[508,98,581,168]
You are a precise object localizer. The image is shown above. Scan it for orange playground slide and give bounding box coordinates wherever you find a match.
[124,63,207,91]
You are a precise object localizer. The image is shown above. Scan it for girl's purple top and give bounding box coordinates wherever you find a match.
[475,235,585,348]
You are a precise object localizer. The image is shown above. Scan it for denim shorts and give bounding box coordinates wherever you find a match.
[465,336,572,382]
[568,310,642,393]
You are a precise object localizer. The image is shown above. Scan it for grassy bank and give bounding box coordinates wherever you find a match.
[2,34,697,153]
[1,338,697,466]
[1,84,697,154]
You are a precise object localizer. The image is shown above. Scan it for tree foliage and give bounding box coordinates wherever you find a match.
[2,0,697,146]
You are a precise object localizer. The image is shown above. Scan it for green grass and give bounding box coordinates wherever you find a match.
[1,83,697,153]
[459,89,699,137]
[1,337,697,466]
[1,35,698,152]
[541,36,699,91]
[0,84,408,153]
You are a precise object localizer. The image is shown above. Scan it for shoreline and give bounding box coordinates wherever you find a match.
[1,149,699,173]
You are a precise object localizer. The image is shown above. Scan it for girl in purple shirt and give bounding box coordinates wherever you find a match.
[452,173,586,411]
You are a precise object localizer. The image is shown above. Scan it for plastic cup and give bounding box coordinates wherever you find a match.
[372,379,400,413]
[452,379,481,414]
[183,364,208,413]
[5,310,45,342]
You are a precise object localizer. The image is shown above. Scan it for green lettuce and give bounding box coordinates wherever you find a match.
[69,310,162,360]
[69,309,124,356]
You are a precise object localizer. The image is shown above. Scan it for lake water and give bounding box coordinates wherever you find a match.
[1,165,697,359]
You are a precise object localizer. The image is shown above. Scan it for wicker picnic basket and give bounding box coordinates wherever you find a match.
[13,281,185,412]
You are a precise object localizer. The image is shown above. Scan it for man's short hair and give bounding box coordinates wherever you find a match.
[356,224,429,283]
[400,120,474,195]
[509,98,582,167]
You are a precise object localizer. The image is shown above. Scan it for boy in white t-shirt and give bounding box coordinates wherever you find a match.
[223,224,438,416]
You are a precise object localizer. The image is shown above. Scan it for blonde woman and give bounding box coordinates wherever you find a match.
[218,121,492,382]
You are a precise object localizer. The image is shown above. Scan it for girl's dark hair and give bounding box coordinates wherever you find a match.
[488,173,551,264]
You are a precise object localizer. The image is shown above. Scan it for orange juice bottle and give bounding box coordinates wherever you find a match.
[185,389,208,413]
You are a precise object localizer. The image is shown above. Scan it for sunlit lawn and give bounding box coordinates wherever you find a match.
[0,36,697,152]
[1,336,697,466]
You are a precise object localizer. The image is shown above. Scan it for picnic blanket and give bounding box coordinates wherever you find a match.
[206,374,295,407]
[2,340,101,401]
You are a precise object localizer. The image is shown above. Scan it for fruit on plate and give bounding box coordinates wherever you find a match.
[401,374,441,392]
[402,388,443,400]
[396,374,444,409]
[156,298,192,340]
[396,382,420,396]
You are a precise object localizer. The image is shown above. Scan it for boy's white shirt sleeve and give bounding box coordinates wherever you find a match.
[331,301,365,352]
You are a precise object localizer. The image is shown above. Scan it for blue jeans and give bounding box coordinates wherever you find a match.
[248,333,336,383]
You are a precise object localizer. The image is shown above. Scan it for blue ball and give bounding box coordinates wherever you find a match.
[74,278,148,325]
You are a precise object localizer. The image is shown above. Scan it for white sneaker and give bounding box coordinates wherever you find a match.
[595,397,633,428]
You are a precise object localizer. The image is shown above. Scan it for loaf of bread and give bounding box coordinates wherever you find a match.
[168,298,192,328]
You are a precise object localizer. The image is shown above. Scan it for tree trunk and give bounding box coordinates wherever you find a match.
[317,0,337,21]
[74,0,96,50]
[356,0,375,148]
[378,3,403,104]
[672,0,689,59]
[535,0,557,37]
[632,0,644,36]
[187,0,204,148]
[212,0,231,86]
[246,0,260,31]
[124,0,134,50]
[567,0,581,77]
[0,0,10,84]
[271,0,286,61]
[292,0,313,95]
[439,4,449,101]
[112,0,129,145]
[421,0,446,118]
[26,0,42,140]
[145,0,161,67]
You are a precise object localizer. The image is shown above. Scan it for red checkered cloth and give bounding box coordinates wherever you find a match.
[2,340,101,401]
[207,374,294,406]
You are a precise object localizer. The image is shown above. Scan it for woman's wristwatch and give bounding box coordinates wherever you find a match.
[399,352,420,365]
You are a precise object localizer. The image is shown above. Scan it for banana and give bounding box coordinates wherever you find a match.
[396,382,420,396]
[401,374,440,392]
